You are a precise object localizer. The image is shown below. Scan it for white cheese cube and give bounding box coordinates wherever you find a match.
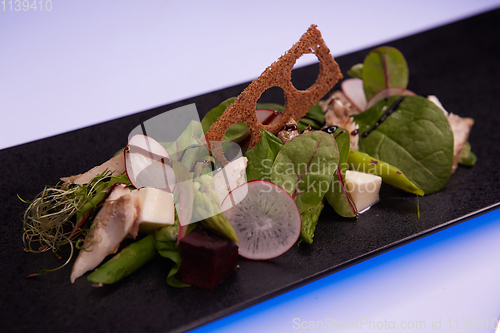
[133,187,175,233]
[213,156,248,206]
[345,170,382,213]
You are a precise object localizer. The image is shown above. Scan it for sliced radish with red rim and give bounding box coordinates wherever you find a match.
[124,134,176,191]
[221,180,301,260]
[341,78,367,111]
[256,109,283,125]
[365,87,415,110]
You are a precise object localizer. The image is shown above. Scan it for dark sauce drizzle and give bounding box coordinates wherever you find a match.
[321,125,345,138]
[362,96,406,138]
[283,124,298,131]
[321,126,338,134]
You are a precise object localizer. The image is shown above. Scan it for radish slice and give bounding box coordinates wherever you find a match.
[341,78,367,111]
[256,109,282,125]
[221,180,301,260]
[125,134,175,191]
[365,87,415,110]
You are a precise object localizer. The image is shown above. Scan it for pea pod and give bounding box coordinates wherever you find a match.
[87,234,157,285]
[347,149,424,196]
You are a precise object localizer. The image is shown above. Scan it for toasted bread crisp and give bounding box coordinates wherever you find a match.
[205,24,342,164]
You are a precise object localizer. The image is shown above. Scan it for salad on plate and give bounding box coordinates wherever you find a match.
[20,25,476,290]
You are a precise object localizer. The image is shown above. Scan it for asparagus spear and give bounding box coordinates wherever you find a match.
[193,174,238,243]
[87,234,157,285]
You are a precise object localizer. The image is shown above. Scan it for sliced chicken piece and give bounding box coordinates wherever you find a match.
[277,119,300,144]
[428,96,474,172]
[70,184,138,283]
[323,96,360,150]
[448,113,474,172]
[61,152,125,185]
[319,90,362,115]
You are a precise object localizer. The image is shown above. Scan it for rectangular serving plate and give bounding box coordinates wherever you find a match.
[1,8,500,333]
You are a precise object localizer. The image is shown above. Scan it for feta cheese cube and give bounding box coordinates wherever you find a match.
[133,187,175,233]
[345,170,382,213]
[213,156,248,206]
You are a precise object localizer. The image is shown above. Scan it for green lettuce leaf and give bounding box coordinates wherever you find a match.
[270,131,339,213]
[155,240,190,288]
[353,95,454,194]
[154,223,190,288]
[299,201,324,244]
[256,103,284,112]
[297,103,325,132]
[245,130,283,181]
[458,141,477,166]
[348,63,363,79]
[201,97,236,134]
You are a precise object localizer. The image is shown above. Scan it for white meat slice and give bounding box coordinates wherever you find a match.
[448,113,474,172]
[428,96,474,172]
[70,185,138,283]
[323,96,360,151]
[61,152,125,185]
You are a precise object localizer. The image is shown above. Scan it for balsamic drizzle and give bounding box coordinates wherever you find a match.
[283,124,298,131]
[361,96,406,138]
[321,126,338,134]
[178,144,203,162]
[321,125,345,138]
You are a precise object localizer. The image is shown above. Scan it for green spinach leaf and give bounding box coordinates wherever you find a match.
[362,46,409,101]
[353,95,454,194]
[270,131,339,213]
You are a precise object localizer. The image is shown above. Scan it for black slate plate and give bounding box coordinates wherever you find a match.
[1,8,500,333]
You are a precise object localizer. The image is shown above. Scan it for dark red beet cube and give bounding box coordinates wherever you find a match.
[178,229,238,290]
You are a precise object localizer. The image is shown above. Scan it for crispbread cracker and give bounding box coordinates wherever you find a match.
[205,24,342,164]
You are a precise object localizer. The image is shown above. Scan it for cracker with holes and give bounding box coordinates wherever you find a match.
[205,24,342,163]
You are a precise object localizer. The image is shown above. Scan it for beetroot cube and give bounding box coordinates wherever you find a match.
[179,229,238,290]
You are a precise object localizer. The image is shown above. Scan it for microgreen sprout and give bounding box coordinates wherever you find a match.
[21,170,130,276]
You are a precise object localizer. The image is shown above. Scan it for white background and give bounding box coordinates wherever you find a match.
[3,1,500,332]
